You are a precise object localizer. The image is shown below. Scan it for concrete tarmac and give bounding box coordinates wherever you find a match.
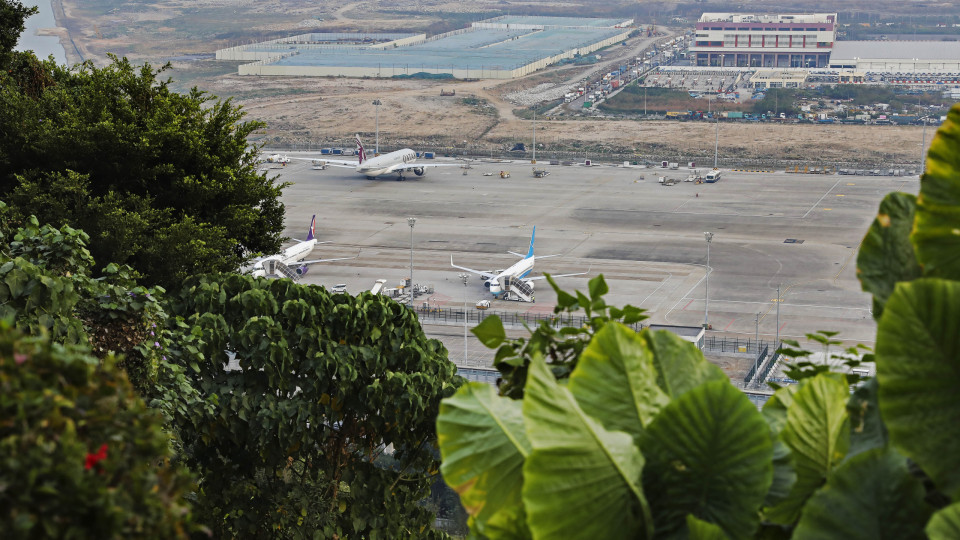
[266,156,918,365]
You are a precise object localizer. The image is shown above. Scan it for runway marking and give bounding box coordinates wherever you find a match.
[724,319,734,331]
[682,298,694,310]
[779,322,788,332]
[802,178,843,218]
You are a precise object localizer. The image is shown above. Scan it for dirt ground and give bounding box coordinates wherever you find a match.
[53,0,932,166]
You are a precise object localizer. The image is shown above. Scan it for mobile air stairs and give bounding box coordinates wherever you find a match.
[502,276,535,302]
[263,259,302,281]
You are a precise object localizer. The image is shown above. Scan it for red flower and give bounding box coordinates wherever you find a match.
[84,444,109,470]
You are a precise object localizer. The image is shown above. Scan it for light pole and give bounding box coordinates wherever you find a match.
[532,109,537,164]
[407,217,416,308]
[459,273,469,363]
[372,99,382,155]
[703,231,714,329]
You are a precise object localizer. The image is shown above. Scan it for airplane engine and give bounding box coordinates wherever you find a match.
[525,280,535,291]
[413,167,426,176]
[484,280,493,289]
[296,265,310,276]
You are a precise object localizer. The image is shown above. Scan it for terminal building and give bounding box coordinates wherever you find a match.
[690,13,837,68]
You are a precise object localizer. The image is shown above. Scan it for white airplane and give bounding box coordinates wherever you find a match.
[296,135,459,180]
[450,227,588,301]
[260,153,290,164]
[247,215,358,279]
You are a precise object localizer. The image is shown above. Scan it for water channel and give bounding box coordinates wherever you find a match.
[16,1,68,65]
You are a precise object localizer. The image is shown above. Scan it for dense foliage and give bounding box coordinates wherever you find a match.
[437,103,960,538]
[0,204,170,394]
[0,325,197,538]
[0,48,286,288]
[162,274,461,537]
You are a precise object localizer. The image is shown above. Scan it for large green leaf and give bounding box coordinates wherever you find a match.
[793,447,931,540]
[764,374,850,525]
[876,278,960,498]
[912,103,960,279]
[568,323,669,442]
[642,329,726,398]
[856,191,922,318]
[845,378,887,460]
[759,384,800,508]
[521,357,652,540]
[437,382,531,537]
[927,502,960,540]
[643,380,773,540]
[687,515,731,540]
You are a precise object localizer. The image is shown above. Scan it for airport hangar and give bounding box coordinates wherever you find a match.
[216,16,633,79]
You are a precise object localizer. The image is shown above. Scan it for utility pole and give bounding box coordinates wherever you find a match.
[407,217,416,308]
[703,232,714,329]
[921,118,928,175]
[775,283,781,353]
[755,312,760,344]
[459,273,469,364]
[713,118,720,169]
[373,99,382,155]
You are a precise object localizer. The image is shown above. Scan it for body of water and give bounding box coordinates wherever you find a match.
[16,1,68,64]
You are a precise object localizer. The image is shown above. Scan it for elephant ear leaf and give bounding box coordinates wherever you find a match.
[521,356,653,540]
[912,103,960,280]
[876,278,960,499]
[856,191,922,318]
[927,502,960,540]
[437,382,531,538]
[793,447,932,540]
[643,380,773,540]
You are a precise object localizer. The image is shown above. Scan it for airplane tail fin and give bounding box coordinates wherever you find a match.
[356,135,366,165]
[526,226,536,259]
[306,215,316,241]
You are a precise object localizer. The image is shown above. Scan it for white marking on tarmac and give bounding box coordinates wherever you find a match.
[802,178,843,218]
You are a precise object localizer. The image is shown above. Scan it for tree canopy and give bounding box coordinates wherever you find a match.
[162,273,461,537]
[0,50,286,288]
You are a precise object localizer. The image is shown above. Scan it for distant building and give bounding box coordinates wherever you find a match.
[690,13,837,68]
[828,41,960,73]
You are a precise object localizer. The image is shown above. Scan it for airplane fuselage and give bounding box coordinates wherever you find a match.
[488,256,535,296]
[356,149,419,177]
[250,239,317,277]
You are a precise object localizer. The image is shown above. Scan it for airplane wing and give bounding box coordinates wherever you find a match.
[450,255,497,281]
[508,252,561,259]
[524,266,591,281]
[299,249,362,266]
[288,157,357,168]
[388,162,464,173]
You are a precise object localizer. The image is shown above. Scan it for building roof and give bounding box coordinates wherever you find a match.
[699,13,836,24]
[263,27,626,70]
[831,40,960,61]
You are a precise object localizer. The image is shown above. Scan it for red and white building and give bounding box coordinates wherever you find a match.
[690,13,837,68]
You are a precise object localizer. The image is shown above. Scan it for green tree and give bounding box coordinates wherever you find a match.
[162,273,461,537]
[0,0,37,56]
[0,206,172,395]
[0,324,197,538]
[0,52,286,288]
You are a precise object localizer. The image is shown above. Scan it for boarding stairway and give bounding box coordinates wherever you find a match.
[502,276,535,303]
[263,259,302,281]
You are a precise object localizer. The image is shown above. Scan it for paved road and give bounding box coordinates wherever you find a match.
[266,157,917,365]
